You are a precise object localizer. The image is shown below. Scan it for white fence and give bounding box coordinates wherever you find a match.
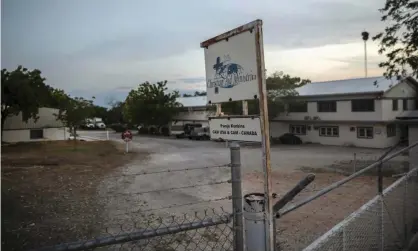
[303,167,418,251]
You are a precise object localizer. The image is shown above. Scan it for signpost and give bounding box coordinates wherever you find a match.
[121,130,133,153]
[201,19,274,251]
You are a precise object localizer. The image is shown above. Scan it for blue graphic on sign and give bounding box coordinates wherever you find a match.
[207,55,257,89]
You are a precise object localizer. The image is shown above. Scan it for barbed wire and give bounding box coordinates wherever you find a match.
[100,179,231,198]
[104,163,231,179]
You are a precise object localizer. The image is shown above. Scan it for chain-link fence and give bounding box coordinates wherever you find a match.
[302,167,418,251]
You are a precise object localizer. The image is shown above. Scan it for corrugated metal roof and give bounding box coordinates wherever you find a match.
[295,76,397,96]
[177,96,207,107]
[3,107,64,130]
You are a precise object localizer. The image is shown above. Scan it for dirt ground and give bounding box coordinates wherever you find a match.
[1,140,141,251]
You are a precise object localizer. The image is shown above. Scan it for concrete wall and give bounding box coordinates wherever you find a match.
[270,122,400,148]
[2,127,68,143]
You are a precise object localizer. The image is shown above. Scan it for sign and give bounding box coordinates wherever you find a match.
[121,130,133,142]
[209,117,261,142]
[201,22,260,104]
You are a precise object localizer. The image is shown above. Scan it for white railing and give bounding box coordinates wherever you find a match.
[303,167,418,251]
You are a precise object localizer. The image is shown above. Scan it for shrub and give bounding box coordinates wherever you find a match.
[109,123,127,133]
[161,127,170,136]
[138,127,149,134]
[278,133,302,145]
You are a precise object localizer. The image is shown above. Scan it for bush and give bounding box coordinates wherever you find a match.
[278,133,302,145]
[138,127,149,134]
[149,127,157,135]
[109,123,127,133]
[161,127,170,136]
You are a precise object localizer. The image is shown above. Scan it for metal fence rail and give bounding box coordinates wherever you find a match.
[302,167,418,251]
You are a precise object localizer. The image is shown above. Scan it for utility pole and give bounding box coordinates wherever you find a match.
[361,31,369,78]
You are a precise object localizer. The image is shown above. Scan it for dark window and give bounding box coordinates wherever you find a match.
[317,101,337,112]
[392,100,398,111]
[288,102,308,113]
[387,124,396,137]
[357,127,373,139]
[30,129,43,139]
[403,99,408,110]
[290,125,306,135]
[351,99,375,112]
[319,126,339,137]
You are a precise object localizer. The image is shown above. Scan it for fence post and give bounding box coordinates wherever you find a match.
[353,153,357,174]
[378,162,384,251]
[230,142,244,251]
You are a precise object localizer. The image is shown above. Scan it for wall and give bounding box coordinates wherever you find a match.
[270,122,400,148]
[3,107,64,130]
[275,99,384,122]
[2,127,68,143]
[174,110,215,122]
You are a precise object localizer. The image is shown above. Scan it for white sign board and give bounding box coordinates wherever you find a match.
[202,29,259,104]
[209,117,261,142]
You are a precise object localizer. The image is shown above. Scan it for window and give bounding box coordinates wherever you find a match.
[319,126,339,137]
[351,99,375,112]
[317,101,337,112]
[357,127,373,139]
[290,125,306,135]
[288,102,307,113]
[30,129,43,139]
[403,99,408,110]
[392,100,398,111]
[387,124,396,137]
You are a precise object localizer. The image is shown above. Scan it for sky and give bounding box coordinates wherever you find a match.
[1,0,388,106]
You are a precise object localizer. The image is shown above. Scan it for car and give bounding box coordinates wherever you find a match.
[189,127,210,140]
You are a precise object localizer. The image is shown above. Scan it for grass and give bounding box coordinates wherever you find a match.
[1,140,140,251]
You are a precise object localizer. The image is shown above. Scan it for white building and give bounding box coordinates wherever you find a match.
[1,107,68,143]
[270,76,417,148]
[172,96,215,128]
[175,76,417,148]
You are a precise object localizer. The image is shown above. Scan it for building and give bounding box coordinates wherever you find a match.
[172,96,215,128]
[2,107,68,143]
[270,76,418,148]
[174,76,417,148]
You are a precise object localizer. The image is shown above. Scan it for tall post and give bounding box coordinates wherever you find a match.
[230,142,244,251]
[364,40,368,78]
[242,100,248,116]
[107,130,109,140]
[378,162,384,251]
[255,21,274,251]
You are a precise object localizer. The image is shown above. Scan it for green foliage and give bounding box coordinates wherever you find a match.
[123,80,182,127]
[182,91,207,97]
[54,93,95,140]
[91,105,108,123]
[220,71,309,118]
[373,0,418,79]
[1,66,51,137]
[107,101,126,125]
[182,93,193,97]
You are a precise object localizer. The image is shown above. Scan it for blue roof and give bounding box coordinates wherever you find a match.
[295,76,397,96]
[177,96,207,107]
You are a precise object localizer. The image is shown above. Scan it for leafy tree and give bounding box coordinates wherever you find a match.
[53,92,94,140]
[373,0,418,79]
[221,71,309,118]
[91,105,108,123]
[123,81,182,129]
[1,66,51,139]
[194,91,207,96]
[106,101,126,125]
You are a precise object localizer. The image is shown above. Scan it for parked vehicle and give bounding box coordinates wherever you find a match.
[85,118,106,129]
[189,127,210,140]
[171,125,186,138]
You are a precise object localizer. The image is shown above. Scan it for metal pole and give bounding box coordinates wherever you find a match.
[353,153,357,174]
[364,40,368,78]
[126,141,129,153]
[230,142,244,251]
[242,100,248,116]
[107,130,109,140]
[254,21,274,251]
[378,162,384,251]
[279,141,418,216]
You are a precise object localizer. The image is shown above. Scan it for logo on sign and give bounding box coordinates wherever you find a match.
[207,55,257,89]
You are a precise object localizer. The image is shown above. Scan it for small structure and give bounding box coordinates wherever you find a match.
[1,107,68,143]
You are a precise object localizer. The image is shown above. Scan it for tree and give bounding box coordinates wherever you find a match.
[123,81,182,128]
[221,71,310,118]
[1,66,51,139]
[53,91,94,141]
[107,101,126,125]
[182,93,193,97]
[373,0,418,79]
[194,91,207,96]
